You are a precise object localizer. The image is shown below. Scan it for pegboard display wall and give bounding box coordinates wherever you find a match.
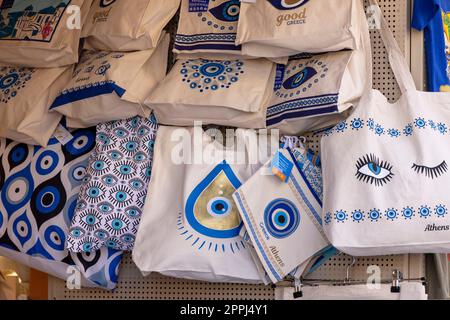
[48,0,425,300]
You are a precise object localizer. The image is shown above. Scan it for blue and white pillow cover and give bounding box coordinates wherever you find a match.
[0,129,122,289]
[67,115,158,252]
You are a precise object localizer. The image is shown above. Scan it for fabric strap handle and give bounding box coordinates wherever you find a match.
[366,0,417,94]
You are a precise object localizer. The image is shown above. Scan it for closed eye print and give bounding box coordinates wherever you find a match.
[267,0,310,10]
[209,0,241,22]
[282,67,317,90]
[412,161,448,179]
[356,154,394,186]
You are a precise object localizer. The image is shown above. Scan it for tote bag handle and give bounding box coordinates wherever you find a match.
[366,0,417,94]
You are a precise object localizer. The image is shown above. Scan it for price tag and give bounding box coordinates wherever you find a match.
[270,151,293,183]
[53,124,73,145]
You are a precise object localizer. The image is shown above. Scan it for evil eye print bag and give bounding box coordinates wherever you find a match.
[146,58,275,129]
[133,126,277,283]
[67,115,158,253]
[0,65,72,147]
[0,0,92,67]
[233,144,328,283]
[50,34,170,128]
[235,0,362,59]
[322,0,450,255]
[82,0,180,51]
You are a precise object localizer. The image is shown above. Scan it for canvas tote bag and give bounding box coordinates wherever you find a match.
[0,65,72,146]
[82,0,180,51]
[235,0,361,59]
[322,0,450,256]
[133,126,277,283]
[51,33,169,128]
[146,58,275,128]
[0,0,92,67]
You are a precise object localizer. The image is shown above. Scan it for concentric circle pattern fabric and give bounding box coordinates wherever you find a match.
[0,129,123,290]
[67,115,158,252]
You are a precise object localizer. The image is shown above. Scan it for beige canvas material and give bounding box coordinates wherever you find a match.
[0,65,72,146]
[173,0,242,56]
[236,0,359,58]
[176,52,289,65]
[0,0,92,68]
[82,0,180,51]
[52,34,169,128]
[146,58,275,128]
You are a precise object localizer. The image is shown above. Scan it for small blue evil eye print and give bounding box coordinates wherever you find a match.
[107,150,123,161]
[133,152,147,163]
[114,128,129,138]
[85,182,106,203]
[146,140,155,151]
[267,0,310,10]
[368,209,382,222]
[435,205,448,218]
[209,0,241,22]
[76,200,87,211]
[207,197,232,217]
[419,205,431,218]
[129,178,144,191]
[81,241,93,252]
[351,210,364,223]
[79,211,101,229]
[106,215,129,235]
[335,210,347,223]
[109,186,133,207]
[402,207,414,219]
[94,229,109,241]
[121,234,135,244]
[97,202,114,214]
[69,227,85,239]
[95,63,111,76]
[106,239,120,249]
[414,118,426,129]
[385,208,398,221]
[356,154,394,186]
[125,207,141,219]
[121,139,139,155]
[102,175,118,187]
[282,67,317,90]
[137,126,149,137]
[114,161,136,180]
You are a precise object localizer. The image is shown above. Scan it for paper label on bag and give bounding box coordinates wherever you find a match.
[53,124,73,146]
[274,64,286,91]
[189,0,210,12]
[271,151,293,183]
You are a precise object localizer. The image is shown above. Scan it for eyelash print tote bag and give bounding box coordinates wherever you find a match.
[322,0,450,256]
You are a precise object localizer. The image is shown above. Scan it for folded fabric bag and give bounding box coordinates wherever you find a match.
[133,126,277,283]
[322,0,450,256]
[67,115,158,253]
[50,33,170,128]
[0,129,123,290]
[233,147,328,283]
[266,50,368,135]
[82,0,180,51]
[146,58,275,128]
[236,0,362,58]
[174,0,242,57]
[0,0,92,67]
[0,65,72,147]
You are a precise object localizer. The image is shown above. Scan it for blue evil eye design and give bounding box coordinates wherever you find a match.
[207,197,232,217]
[374,125,384,136]
[76,200,87,211]
[414,118,426,129]
[282,67,317,90]
[94,229,109,241]
[402,207,414,219]
[79,210,102,230]
[105,214,129,236]
[368,209,382,222]
[129,178,144,191]
[267,0,310,10]
[114,128,129,138]
[95,63,111,76]
[351,118,364,131]
[97,202,114,214]
[114,161,137,180]
[419,205,431,218]
[79,237,98,253]
[209,0,241,22]
[107,150,123,161]
[90,156,110,176]
[437,122,447,134]
[367,118,375,130]
[403,124,413,136]
[109,186,134,208]
[106,239,120,249]
[264,199,300,238]
[351,210,364,223]
[385,208,398,221]
[137,126,149,137]
[120,234,135,244]
[356,154,394,186]
[336,121,347,133]
[324,212,332,225]
[125,207,142,219]
[69,227,85,239]
[412,161,448,179]
[435,205,448,218]
[335,210,347,223]
[388,128,401,138]
[85,182,106,203]
[133,152,147,163]
[121,138,139,156]
[101,175,118,187]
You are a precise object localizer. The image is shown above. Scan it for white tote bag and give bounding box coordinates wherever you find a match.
[322,0,450,256]
[235,0,361,58]
[133,126,276,283]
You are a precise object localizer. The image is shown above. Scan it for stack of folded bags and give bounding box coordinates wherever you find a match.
[0,0,370,290]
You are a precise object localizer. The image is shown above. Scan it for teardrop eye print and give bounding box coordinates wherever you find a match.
[282,67,317,90]
[209,0,241,22]
[412,161,448,179]
[356,154,394,186]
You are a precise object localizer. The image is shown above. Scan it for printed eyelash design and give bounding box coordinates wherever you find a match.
[105,213,129,236]
[355,154,394,186]
[89,154,111,176]
[113,160,137,180]
[108,185,134,208]
[78,209,102,230]
[412,161,448,179]
[120,137,140,156]
[84,181,107,203]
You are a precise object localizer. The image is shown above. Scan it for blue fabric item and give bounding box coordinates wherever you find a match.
[412,0,450,91]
